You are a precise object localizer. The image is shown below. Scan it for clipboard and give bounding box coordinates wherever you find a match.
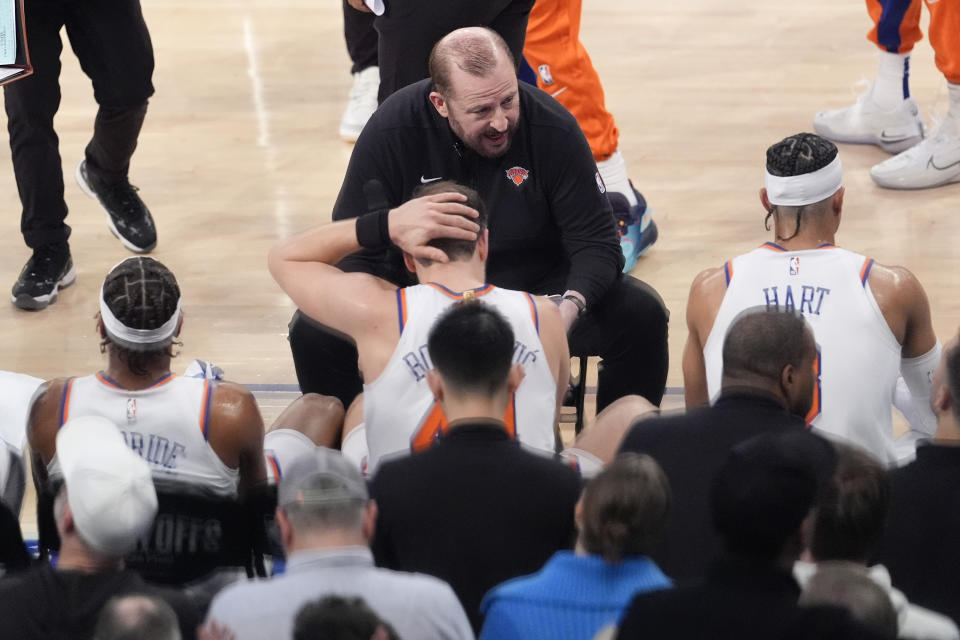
[0,0,31,87]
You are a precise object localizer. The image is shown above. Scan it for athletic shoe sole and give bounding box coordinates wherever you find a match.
[11,263,77,311]
[75,161,156,253]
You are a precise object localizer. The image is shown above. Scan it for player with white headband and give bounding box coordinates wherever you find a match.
[683,133,940,466]
[27,256,267,498]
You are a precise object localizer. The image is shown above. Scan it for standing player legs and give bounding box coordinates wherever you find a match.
[340,0,379,142]
[814,0,925,153]
[374,0,534,103]
[65,0,157,252]
[523,0,657,272]
[5,0,74,309]
[870,0,960,188]
[568,275,669,411]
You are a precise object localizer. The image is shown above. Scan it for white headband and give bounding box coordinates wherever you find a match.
[764,155,843,207]
[99,259,182,350]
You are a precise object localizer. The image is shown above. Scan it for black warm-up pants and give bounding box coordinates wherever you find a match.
[373,0,535,103]
[342,0,377,74]
[288,275,670,412]
[4,0,154,250]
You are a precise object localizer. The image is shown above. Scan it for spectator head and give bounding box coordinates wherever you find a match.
[405,181,488,268]
[810,442,889,564]
[800,563,898,640]
[931,331,960,439]
[760,133,845,243]
[426,303,521,413]
[93,595,181,640]
[98,257,182,377]
[293,596,400,640]
[712,430,835,567]
[276,448,373,552]
[721,306,817,418]
[54,416,158,558]
[576,453,671,563]
[427,27,520,158]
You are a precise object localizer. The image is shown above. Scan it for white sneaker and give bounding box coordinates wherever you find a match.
[870,116,960,189]
[339,66,379,142]
[813,85,924,154]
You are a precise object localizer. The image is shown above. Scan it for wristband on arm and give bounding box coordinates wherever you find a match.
[900,340,943,438]
[355,209,391,249]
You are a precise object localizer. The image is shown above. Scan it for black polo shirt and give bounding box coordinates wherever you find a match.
[332,78,623,307]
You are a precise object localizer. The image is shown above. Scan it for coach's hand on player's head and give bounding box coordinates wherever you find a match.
[388,192,480,263]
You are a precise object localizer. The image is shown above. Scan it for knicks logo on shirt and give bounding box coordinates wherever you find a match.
[506,166,530,186]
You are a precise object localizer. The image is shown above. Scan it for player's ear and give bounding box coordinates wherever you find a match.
[477,229,489,261]
[276,507,294,549]
[175,314,184,338]
[759,188,772,212]
[95,313,106,338]
[429,91,449,118]
[362,500,378,542]
[426,369,444,403]
[933,381,951,414]
[402,252,417,274]
[831,187,845,227]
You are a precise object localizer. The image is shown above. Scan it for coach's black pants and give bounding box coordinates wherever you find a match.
[288,275,670,412]
[4,0,154,250]
[374,0,535,103]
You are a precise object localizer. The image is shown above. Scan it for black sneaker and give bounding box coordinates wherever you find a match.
[11,243,77,311]
[76,160,157,253]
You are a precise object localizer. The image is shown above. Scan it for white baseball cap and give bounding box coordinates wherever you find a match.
[56,416,158,555]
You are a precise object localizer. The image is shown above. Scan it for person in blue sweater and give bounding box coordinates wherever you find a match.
[479,453,672,639]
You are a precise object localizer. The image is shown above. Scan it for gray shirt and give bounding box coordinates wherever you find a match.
[204,546,474,640]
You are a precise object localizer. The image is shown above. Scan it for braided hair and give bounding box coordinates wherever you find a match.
[764,133,839,241]
[100,257,181,376]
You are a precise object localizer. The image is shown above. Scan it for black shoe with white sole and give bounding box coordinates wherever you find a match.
[11,243,76,310]
[76,160,157,253]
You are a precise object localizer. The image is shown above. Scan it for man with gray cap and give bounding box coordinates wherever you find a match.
[0,415,202,640]
[202,447,474,640]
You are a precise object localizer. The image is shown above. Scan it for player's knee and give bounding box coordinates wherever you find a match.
[300,393,346,422]
[619,276,670,333]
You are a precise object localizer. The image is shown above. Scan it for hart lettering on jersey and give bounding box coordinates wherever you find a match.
[121,430,187,469]
[762,285,832,316]
[402,340,540,381]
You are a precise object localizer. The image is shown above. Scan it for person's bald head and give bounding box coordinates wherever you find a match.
[429,27,515,99]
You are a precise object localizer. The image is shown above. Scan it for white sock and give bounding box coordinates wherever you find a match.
[948,82,960,122]
[873,51,910,111]
[596,149,637,208]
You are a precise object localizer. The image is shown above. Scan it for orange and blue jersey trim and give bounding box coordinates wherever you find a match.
[200,379,214,440]
[524,292,539,333]
[860,258,875,288]
[760,242,788,252]
[396,288,407,333]
[59,377,76,427]
[723,260,734,286]
[266,453,282,481]
[96,371,175,390]
[425,282,495,300]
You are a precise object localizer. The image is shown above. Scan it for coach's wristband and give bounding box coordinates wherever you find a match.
[356,209,391,249]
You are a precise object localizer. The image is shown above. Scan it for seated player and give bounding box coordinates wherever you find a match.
[269,181,569,473]
[27,257,266,497]
[684,133,939,466]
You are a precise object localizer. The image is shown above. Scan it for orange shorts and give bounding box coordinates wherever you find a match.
[866,0,960,83]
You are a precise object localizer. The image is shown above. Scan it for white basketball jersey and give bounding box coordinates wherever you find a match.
[48,373,239,496]
[363,283,557,471]
[703,243,902,465]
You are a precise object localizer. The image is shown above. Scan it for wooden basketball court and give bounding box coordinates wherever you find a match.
[1,1,956,453]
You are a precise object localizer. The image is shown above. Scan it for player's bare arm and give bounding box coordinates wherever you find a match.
[867,263,937,356]
[206,382,267,495]
[683,267,727,408]
[25,378,69,489]
[533,296,571,426]
[268,219,400,343]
